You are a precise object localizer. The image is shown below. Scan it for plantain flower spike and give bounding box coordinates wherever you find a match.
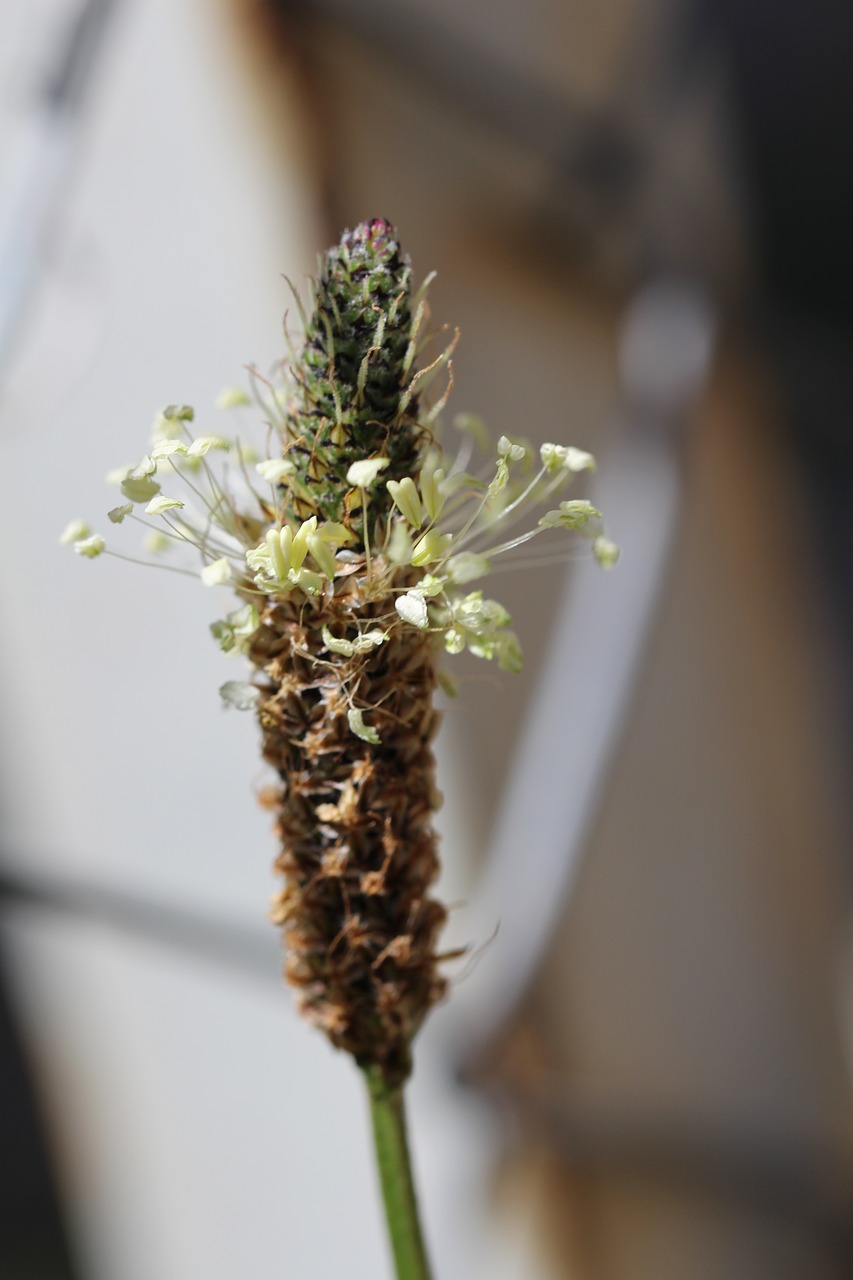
[67,219,617,1086]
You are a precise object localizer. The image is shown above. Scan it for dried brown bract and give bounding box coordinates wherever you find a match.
[252,561,446,1084]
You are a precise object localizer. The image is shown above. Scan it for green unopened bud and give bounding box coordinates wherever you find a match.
[387,477,423,528]
[419,467,446,522]
[307,532,337,579]
[286,220,432,537]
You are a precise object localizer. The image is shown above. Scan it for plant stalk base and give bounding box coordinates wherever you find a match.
[364,1065,433,1280]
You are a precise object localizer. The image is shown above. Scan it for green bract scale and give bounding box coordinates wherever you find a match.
[65,221,617,1085]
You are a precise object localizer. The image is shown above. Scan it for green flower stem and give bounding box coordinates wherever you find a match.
[364,1066,434,1280]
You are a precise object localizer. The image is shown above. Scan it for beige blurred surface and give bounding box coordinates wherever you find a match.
[529,354,853,1279]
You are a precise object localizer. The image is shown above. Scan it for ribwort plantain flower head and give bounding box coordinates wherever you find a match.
[66,221,617,1084]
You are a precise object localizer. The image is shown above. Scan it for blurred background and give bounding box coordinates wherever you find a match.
[1,0,853,1277]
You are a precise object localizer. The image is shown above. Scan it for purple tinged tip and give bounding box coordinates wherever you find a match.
[352,218,396,245]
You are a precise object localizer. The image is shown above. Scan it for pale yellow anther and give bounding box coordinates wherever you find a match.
[60,519,90,545]
[145,495,185,515]
[290,517,317,572]
[256,459,294,485]
[266,527,287,579]
[346,458,389,488]
[307,532,337,579]
[187,436,230,458]
[279,525,294,571]
[419,467,446,522]
[201,557,232,586]
[387,477,423,528]
[74,534,105,558]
